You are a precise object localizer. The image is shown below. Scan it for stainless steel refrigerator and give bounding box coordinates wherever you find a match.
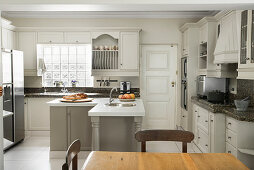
[2,49,24,150]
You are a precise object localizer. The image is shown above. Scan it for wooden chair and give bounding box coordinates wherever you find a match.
[135,130,194,153]
[62,139,81,170]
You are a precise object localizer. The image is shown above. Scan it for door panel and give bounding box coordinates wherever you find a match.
[141,45,177,129]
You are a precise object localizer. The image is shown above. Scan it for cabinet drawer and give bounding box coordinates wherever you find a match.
[197,128,209,153]
[226,142,237,157]
[226,128,237,147]
[197,107,209,133]
[226,117,238,132]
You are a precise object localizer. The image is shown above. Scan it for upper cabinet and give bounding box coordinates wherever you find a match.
[91,30,140,76]
[64,32,91,43]
[17,32,37,76]
[120,32,139,70]
[37,32,64,43]
[1,28,15,50]
[237,10,254,79]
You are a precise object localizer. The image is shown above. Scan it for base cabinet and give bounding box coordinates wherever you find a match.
[50,106,93,151]
[192,104,225,153]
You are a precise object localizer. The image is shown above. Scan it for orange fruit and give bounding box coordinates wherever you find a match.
[130,94,135,99]
[123,94,131,99]
[118,95,123,99]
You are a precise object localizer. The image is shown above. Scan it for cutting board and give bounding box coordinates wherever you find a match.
[60,98,94,103]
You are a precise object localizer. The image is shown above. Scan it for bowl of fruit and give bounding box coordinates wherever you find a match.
[118,93,135,102]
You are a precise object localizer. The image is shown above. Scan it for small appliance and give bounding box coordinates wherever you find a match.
[197,75,228,98]
[120,81,130,94]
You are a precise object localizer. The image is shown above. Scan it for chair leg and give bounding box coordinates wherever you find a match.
[182,142,187,153]
[141,142,146,152]
[72,155,78,170]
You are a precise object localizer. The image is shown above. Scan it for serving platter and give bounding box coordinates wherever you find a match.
[60,98,94,103]
[119,99,135,102]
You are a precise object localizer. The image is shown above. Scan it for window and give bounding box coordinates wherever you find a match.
[37,44,93,87]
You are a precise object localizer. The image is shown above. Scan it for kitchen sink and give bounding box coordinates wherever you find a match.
[105,103,136,107]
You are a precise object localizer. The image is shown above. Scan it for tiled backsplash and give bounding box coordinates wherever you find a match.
[231,79,254,106]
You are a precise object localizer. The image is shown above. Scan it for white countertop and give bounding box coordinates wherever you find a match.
[47,98,145,117]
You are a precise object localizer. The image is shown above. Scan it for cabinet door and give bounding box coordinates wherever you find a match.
[182,30,188,55]
[251,10,254,64]
[2,28,8,49]
[50,106,68,151]
[64,32,91,43]
[120,32,139,70]
[200,24,208,43]
[37,32,64,43]
[69,107,92,150]
[193,105,199,144]
[17,32,37,70]
[240,10,248,65]
[27,98,52,130]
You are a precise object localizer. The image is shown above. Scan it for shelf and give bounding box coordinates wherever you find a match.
[200,55,207,58]
[93,50,118,52]
[238,148,254,156]
[3,110,14,118]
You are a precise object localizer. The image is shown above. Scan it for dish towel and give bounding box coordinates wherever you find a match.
[37,58,47,76]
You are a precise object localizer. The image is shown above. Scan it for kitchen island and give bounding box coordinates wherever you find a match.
[48,98,145,154]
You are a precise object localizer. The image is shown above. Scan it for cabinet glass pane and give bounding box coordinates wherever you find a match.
[240,10,248,64]
[251,10,254,63]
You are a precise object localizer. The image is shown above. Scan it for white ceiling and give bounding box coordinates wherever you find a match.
[0,1,253,19]
[2,11,219,19]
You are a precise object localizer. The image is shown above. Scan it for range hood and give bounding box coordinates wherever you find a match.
[214,11,240,64]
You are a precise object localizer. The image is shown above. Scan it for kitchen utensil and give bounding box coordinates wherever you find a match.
[234,99,250,111]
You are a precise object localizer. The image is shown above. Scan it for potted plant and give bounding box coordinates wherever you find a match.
[71,80,78,87]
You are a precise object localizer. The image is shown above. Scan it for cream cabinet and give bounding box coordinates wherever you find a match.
[50,106,93,151]
[17,32,37,76]
[238,10,254,79]
[182,30,189,56]
[25,98,52,131]
[225,116,254,169]
[120,32,139,70]
[1,28,15,49]
[192,104,225,153]
[37,32,64,43]
[199,24,208,44]
[64,32,91,43]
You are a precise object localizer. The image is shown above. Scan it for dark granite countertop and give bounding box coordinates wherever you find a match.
[25,92,120,98]
[191,96,254,122]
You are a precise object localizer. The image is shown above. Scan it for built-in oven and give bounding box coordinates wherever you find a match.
[181,80,187,110]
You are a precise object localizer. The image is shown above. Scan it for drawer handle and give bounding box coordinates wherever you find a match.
[228,151,231,153]
[195,111,197,112]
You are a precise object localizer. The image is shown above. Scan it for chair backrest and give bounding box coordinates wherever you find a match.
[62,139,81,170]
[135,130,194,153]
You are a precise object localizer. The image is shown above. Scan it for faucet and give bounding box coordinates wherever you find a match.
[60,81,68,93]
[109,87,118,104]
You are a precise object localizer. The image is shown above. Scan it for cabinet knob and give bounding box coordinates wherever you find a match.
[245,57,250,60]
[211,120,213,122]
[182,116,185,118]
[228,151,231,153]
[195,111,197,112]
[228,136,231,139]
[120,63,123,66]
[205,120,208,122]
[198,137,200,139]
[49,40,52,43]
[76,40,79,43]
[228,122,231,125]
[205,144,208,147]
[198,115,200,118]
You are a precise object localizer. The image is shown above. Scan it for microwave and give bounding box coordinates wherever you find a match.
[197,76,228,97]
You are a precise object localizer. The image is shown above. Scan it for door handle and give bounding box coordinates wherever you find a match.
[171,81,175,87]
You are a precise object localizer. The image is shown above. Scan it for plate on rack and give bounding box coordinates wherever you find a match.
[119,99,135,102]
[60,98,94,103]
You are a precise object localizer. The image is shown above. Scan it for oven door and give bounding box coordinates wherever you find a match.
[181,80,187,110]
[181,57,187,80]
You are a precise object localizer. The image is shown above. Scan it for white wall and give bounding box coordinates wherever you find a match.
[0,11,4,170]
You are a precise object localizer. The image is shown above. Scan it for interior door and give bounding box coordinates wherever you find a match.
[141,45,177,129]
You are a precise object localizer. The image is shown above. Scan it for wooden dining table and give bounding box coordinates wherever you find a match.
[82,151,249,170]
